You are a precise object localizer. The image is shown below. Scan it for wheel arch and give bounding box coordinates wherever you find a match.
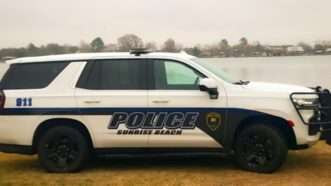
[231,115,297,149]
[32,118,94,153]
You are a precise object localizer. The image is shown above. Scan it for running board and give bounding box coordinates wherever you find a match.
[94,148,227,157]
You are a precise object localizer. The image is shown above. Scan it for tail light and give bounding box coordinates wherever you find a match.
[0,90,5,109]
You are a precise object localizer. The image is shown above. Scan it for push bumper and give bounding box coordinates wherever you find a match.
[321,127,331,145]
[290,87,331,145]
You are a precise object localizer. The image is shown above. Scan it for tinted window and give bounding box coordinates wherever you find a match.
[0,62,69,90]
[153,60,204,90]
[77,59,147,90]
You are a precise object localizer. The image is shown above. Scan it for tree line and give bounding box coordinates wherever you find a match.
[1,34,331,59]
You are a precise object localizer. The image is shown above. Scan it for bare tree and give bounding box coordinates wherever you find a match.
[162,38,178,52]
[219,39,229,49]
[27,43,39,56]
[90,37,105,52]
[219,39,231,57]
[79,41,92,52]
[145,41,158,50]
[204,44,220,57]
[239,37,248,47]
[314,44,325,52]
[233,37,249,57]
[298,42,313,53]
[117,34,144,52]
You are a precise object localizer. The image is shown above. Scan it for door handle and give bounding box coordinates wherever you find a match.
[83,100,101,104]
[152,100,169,104]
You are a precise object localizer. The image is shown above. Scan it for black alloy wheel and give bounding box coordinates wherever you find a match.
[234,124,288,173]
[37,126,90,173]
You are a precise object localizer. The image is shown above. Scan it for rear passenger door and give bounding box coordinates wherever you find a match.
[75,59,149,148]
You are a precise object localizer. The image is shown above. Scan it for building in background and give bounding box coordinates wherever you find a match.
[287,46,305,55]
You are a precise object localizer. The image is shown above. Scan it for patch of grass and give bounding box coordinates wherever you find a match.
[0,142,331,186]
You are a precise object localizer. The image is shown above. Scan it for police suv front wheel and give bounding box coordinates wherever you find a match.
[37,126,90,173]
[234,124,288,173]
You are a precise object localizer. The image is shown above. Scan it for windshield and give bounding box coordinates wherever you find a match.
[192,58,238,84]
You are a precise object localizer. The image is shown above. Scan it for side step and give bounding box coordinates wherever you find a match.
[94,148,227,158]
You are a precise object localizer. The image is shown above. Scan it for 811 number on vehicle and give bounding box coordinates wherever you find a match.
[16,98,32,107]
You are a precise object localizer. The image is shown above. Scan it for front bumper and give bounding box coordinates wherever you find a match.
[290,87,331,145]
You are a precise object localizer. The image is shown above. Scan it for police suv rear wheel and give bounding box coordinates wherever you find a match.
[234,124,288,173]
[37,126,90,173]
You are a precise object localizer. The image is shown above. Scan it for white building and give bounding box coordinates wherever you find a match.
[287,46,304,54]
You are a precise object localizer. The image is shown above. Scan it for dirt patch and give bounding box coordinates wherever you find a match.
[0,142,331,186]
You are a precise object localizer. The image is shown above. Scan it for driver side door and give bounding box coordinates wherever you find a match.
[148,59,227,148]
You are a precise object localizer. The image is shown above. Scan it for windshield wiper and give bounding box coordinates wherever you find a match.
[234,80,250,85]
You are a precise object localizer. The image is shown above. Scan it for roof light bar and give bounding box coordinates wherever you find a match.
[129,48,152,56]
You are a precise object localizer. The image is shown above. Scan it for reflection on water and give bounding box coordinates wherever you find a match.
[201,55,331,89]
[0,55,330,89]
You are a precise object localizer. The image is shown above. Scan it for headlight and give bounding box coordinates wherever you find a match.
[292,97,319,107]
[292,96,320,123]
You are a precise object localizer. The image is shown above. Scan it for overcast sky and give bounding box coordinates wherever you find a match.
[0,0,330,48]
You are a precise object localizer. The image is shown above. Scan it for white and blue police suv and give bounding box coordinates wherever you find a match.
[0,50,330,173]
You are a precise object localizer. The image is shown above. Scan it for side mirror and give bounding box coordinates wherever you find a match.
[199,78,219,99]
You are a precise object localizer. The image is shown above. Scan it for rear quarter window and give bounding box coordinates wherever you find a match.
[0,62,69,90]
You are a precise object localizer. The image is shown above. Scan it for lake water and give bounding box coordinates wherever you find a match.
[201,55,331,89]
[0,55,330,89]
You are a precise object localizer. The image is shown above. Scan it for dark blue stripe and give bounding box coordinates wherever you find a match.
[0,107,231,115]
[0,107,250,115]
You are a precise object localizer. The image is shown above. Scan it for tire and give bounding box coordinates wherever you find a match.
[37,126,90,173]
[234,124,288,173]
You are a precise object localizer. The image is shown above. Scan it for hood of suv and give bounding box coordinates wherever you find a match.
[243,81,313,94]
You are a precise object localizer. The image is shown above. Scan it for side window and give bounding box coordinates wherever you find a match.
[77,59,147,90]
[153,60,205,90]
[0,62,69,90]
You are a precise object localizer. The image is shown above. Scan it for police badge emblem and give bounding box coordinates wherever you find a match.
[206,112,222,131]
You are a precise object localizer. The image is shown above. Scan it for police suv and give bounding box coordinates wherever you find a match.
[0,50,330,173]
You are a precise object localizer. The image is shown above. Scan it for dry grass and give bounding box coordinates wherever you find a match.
[0,142,331,186]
